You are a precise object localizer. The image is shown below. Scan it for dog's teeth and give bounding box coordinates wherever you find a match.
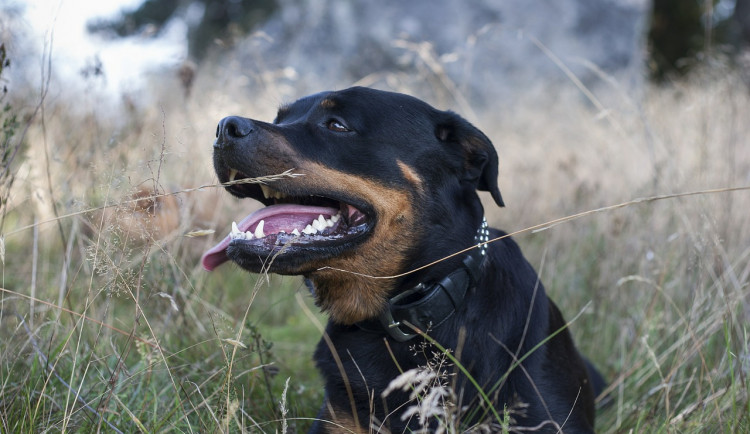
[325,217,334,227]
[292,228,300,236]
[302,224,316,235]
[231,221,241,238]
[331,214,340,223]
[260,185,272,199]
[315,215,328,230]
[254,220,265,238]
[259,185,287,200]
[229,169,238,182]
[313,215,328,231]
[245,231,254,239]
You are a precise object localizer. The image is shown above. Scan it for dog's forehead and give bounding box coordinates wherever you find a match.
[330,87,437,112]
[278,87,437,121]
[275,91,330,120]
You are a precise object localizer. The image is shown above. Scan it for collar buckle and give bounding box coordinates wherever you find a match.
[378,309,418,342]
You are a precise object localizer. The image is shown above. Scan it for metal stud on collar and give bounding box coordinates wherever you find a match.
[475,217,489,256]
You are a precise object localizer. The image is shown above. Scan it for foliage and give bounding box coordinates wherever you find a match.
[87,0,279,60]
[648,0,750,79]
[0,43,20,213]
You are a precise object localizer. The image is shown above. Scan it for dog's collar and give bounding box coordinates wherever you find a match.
[357,218,490,342]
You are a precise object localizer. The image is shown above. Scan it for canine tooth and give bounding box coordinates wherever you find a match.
[229,169,238,182]
[254,220,265,238]
[231,221,241,235]
[292,228,300,236]
[302,224,316,235]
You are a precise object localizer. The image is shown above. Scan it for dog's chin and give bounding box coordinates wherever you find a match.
[224,227,371,274]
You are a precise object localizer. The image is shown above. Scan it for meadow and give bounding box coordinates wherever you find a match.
[1,46,749,432]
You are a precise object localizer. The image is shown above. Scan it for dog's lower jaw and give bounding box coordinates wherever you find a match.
[302,209,418,325]
[307,270,394,325]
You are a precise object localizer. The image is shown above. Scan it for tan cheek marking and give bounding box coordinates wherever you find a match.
[397,159,424,192]
[294,162,420,324]
[248,137,418,324]
[320,98,337,109]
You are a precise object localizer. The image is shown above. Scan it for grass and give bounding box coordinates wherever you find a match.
[0,39,749,432]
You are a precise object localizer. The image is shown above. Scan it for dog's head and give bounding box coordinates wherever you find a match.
[201,87,503,323]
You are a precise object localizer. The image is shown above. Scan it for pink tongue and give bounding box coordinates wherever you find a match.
[201,204,338,271]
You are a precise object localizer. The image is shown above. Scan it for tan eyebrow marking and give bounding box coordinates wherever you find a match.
[320,98,337,109]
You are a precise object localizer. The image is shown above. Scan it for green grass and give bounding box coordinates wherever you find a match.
[1,46,749,432]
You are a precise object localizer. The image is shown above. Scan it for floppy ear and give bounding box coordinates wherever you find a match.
[436,113,504,207]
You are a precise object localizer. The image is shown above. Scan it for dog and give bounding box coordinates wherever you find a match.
[201,87,605,432]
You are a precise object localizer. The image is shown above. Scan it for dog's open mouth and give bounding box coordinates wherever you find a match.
[201,169,372,271]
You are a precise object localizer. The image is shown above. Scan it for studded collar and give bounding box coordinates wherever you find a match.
[357,218,490,341]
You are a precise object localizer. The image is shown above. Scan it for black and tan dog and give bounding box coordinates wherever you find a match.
[202,87,605,433]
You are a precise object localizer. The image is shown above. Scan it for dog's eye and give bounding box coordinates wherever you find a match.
[326,119,350,132]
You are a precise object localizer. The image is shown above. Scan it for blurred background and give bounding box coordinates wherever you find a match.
[0,1,749,432]
[7,0,750,105]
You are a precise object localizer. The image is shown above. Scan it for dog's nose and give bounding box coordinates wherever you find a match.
[215,116,254,149]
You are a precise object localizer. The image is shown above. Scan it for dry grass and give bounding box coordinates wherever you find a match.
[0,41,748,433]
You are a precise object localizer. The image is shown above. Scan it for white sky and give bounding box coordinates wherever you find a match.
[21,0,186,97]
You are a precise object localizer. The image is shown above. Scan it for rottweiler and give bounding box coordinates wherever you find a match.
[201,87,605,433]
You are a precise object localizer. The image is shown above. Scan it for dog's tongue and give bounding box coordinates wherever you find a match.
[201,204,338,271]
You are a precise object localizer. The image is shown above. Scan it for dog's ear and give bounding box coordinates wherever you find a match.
[436,113,504,207]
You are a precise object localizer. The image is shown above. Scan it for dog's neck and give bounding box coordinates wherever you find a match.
[358,217,490,341]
